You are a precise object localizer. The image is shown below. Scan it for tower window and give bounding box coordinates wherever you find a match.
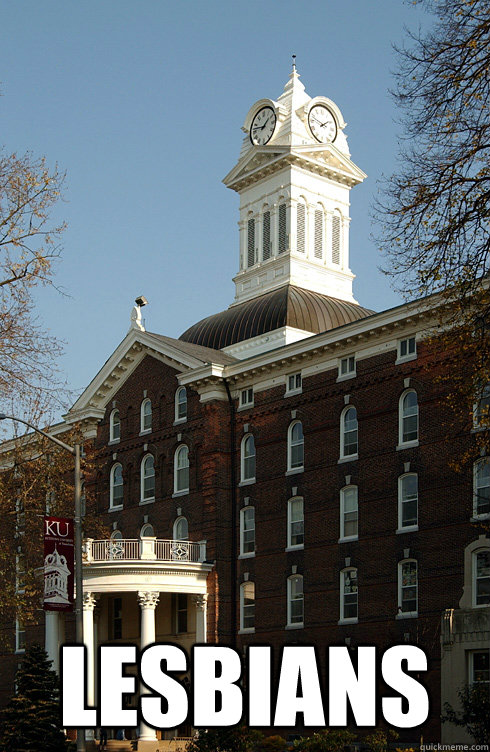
[297,203,306,253]
[278,203,287,253]
[314,209,323,259]
[262,211,271,261]
[247,218,256,268]
[332,212,341,265]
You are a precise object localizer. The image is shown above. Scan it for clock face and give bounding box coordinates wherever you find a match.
[308,104,337,144]
[250,106,277,146]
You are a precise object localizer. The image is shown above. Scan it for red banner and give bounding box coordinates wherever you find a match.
[43,516,74,612]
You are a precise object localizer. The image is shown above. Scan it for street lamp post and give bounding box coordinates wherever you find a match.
[0,414,86,752]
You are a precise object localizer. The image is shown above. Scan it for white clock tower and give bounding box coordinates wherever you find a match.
[223,65,367,307]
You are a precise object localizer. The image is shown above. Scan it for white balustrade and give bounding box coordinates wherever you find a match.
[84,538,205,563]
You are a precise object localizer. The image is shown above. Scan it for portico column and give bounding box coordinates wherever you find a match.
[45,611,60,674]
[193,594,208,643]
[137,591,160,748]
[83,592,98,742]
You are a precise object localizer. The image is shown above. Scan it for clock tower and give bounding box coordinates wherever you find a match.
[223,65,367,307]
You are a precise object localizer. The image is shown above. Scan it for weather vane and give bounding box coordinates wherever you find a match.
[292,54,296,70]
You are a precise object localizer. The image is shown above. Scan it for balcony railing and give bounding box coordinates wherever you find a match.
[84,537,206,564]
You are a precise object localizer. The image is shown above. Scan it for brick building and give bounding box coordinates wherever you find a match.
[3,67,489,748]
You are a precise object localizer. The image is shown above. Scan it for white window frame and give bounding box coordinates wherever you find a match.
[397,559,418,618]
[140,454,155,503]
[337,355,356,381]
[140,398,152,434]
[287,497,304,550]
[173,445,189,495]
[240,581,255,633]
[339,486,358,541]
[468,650,489,685]
[110,463,123,510]
[239,506,255,557]
[175,387,187,423]
[339,567,358,624]
[473,458,490,519]
[398,389,419,448]
[473,550,490,607]
[15,618,25,654]
[239,387,254,409]
[340,406,358,461]
[396,336,417,364]
[285,372,302,396]
[109,408,120,443]
[287,420,304,473]
[397,473,419,532]
[287,574,304,628]
[173,516,189,541]
[140,523,155,538]
[240,434,256,485]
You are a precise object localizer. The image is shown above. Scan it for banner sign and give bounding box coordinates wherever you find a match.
[43,516,74,612]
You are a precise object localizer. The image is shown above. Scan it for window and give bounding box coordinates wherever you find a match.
[140,455,155,502]
[240,388,254,408]
[110,463,123,509]
[297,202,306,254]
[399,390,419,445]
[241,435,255,483]
[141,399,152,433]
[287,575,304,626]
[473,459,490,518]
[340,407,358,458]
[338,355,356,379]
[175,593,188,634]
[474,551,490,606]
[469,651,489,684]
[110,409,120,442]
[340,568,358,622]
[240,507,255,556]
[175,387,187,422]
[111,597,122,640]
[398,474,418,530]
[173,517,189,541]
[331,211,341,265]
[278,203,287,253]
[474,383,490,428]
[340,486,358,540]
[240,582,255,631]
[140,523,155,538]
[287,497,304,549]
[398,560,418,617]
[288,421,304,471]
[174,445,189,493]
[398,337,417,361]
[314,208,323,259]
[15,618,25,653]
[286,372,302,394]
[247,217,256,267]
[262,210,271,261]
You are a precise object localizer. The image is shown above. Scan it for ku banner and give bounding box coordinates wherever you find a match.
[43,516,75,612]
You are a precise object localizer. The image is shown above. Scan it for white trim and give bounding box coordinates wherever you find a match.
[340,405,358,460]
[398,389,419,446]
[240,581,255,632]
[287,574,304,627]
[473,549,490,608]
[140,454,155,503]
[340,567,358,622]
[287,420,304,472]
[396,336,417,364]
[398,559,418,618]
[240,506,255,557]
[339,486,358,542]
[287,497,304,550]
[174,444,189,494]
[110,462,123,510]
[241,434,256,483]
[397,473,418,532]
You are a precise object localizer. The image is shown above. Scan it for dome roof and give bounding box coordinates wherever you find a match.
[179,285,374,350]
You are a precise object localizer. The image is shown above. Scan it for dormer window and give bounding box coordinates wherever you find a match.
[110,409,120,443]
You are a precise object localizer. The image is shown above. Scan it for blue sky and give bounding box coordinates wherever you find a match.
[0,0,429,408]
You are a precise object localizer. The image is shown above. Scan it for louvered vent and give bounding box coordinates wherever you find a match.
[247,218,255,268]
[278,203,287,253]
[262,211,271,260]
[332,214,341,265]
[297,203,306,253]
[314,209,323,259]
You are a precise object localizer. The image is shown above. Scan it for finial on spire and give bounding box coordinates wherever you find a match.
[292,54,296,71]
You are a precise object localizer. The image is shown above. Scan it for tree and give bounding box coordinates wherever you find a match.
[293,730,356,752]
[442,682,490,744]
[187,727,264,752]
[0,149,66,410]
[0,643,66,752]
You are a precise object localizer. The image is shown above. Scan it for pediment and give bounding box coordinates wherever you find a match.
[223,147,288,188]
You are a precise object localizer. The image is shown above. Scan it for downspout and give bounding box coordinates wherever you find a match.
[223,378,237,647]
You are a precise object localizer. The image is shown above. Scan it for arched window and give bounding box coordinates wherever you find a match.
[398,559,418,617]
[287,497,304,549]
[173,516,189,541]
[340,486,358,540]
[340,568,358,622]
[278,202,287,253]
[247,215,256,267]
[111,529,123,540]
[110,409,120,442]
[241,434,256,483]
[110,463,123,509]
[331,210,341,265]
[175,387,187,422]
[473,550,490,606]
[399,390,418,445]
[340,406,358,458]
[287,574,304,626]
[141,399,152,433]
[473,458,490,518]
[140,523,155,538]
[240,581,255,631]
[240,506,255,556]
[288,421,304,471]
[262,208,271,261]
[296,202,306,254]
[140,455,155,502]
[398,474,418,530]
[174,445,189,493]
[314,206,324,259]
